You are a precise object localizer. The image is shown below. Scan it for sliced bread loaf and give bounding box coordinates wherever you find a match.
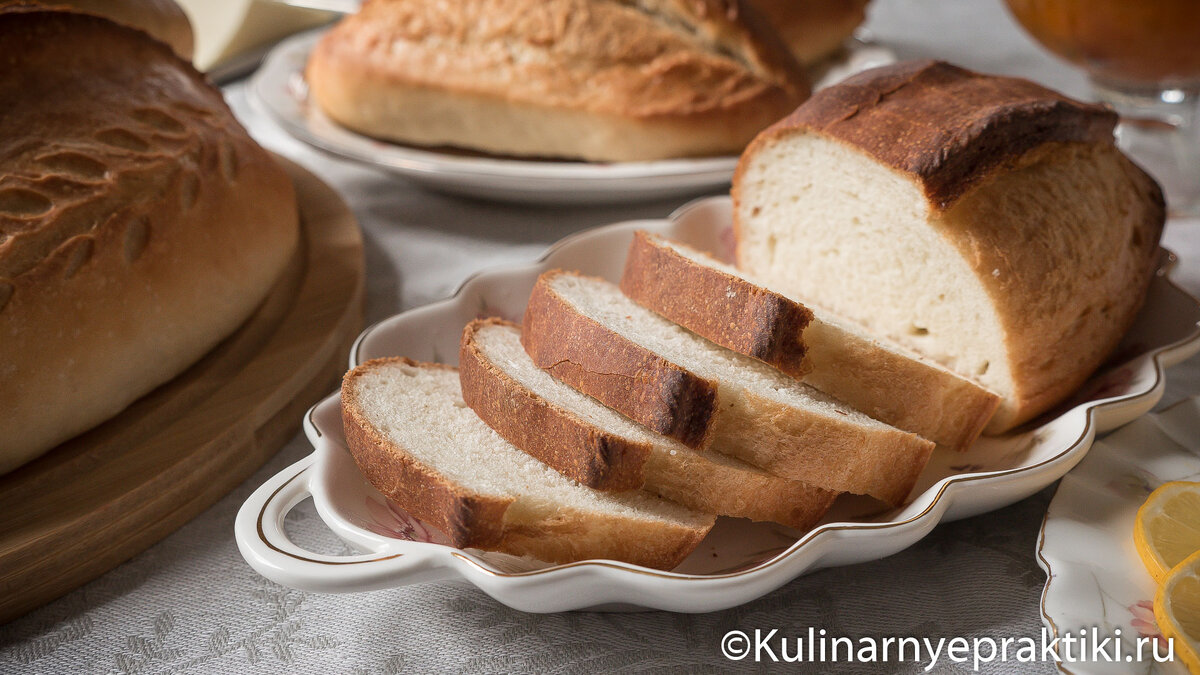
[521,270,934,506]
[620,231,999,451]
[732,60,1164,432]
[341,357,715,570]
[460,319,837,528]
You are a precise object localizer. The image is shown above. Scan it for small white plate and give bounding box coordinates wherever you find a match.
[248,31,895,205]
[236,196,1200,613]
[1038,397,1200,674]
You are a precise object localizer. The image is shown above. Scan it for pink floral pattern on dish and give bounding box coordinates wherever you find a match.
[1105,472,1156,502]
[1074,366,1136,405]
[363,497,451,545]
[1129,600,1169,650]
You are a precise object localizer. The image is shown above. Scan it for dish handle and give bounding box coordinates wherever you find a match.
[235,454,449,592]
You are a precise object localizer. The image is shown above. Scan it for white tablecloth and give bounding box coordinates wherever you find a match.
[4,1,1199,672]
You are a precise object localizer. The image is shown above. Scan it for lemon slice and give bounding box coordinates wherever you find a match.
[1155,549,1200,673]
[1135,481,1200,583]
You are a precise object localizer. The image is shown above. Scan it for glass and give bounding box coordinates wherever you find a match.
[1004,0,1200,216]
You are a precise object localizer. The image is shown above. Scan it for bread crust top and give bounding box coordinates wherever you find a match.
[753,59,1118,208]
[312,0,809,120]
[0,7,274,285]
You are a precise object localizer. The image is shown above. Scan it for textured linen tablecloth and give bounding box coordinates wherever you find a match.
[4,1,1200,672]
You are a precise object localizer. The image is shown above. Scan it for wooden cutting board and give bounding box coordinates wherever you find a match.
[0,157,364,624]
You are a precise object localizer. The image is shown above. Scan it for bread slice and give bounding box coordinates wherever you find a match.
[732,60,1164,432]
[341,358,714,570]
[620,231,999,451]
[460,319,837,528]
[521,270,934,506]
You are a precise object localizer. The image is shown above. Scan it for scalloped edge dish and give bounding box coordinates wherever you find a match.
[1037,395,1199,675]
[236,196,1200,613]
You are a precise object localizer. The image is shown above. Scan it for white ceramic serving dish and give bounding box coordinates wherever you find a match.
[236,196,1200,613]
[1038,396,1200,675]
[248,31,895,205]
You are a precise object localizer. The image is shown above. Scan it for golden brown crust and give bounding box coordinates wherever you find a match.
[522,271,719,449]
[748,0,869,65]
[710,389,933,506]
[744,59,1118,209]
[0,8,298,472]
[621,230,813,377]
[342,358,512,548]
[460,319,650,491]
[801,317,999,451]
[462,319,839,528]
[9,0,195,59]
[623,230,998,450]
[306,0,810,160]
[341,357,714,570]
[948,142,1165,431]
[732,60,1163,432]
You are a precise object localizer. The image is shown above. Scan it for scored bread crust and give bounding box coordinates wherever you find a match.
[0,8,298,474]
[342,357,712,570]
[522,271,935,505]
[461,319,838,528]
[621,230,813,378]
[622,231,999,451]
[732,59,1165,432]
[460,319,651,491]
[306,0,810,161]
[523,271,718,449]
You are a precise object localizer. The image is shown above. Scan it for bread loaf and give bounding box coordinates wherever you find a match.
[460,319,837,528]
[733,60,1164,432]
[306,0,810,161]
[621,231,999,450]
[0,7,298,473]
[342,358,715,569]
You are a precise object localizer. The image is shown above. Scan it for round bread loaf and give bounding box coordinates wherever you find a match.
[305,0,810,162]
[2,0,194,59]
[733,60,1165,433]
[748,0,870,65]
[0,7,298,474]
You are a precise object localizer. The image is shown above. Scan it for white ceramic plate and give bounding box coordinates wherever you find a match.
[248,31,895,205]
[1038,396,1200,674]
[235,196,1200,613]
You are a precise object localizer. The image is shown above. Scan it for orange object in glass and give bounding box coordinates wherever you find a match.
[1005,0,1200,89]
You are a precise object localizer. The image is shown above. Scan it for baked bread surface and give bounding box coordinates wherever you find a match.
[748,0,870,65]
[8,0,195,59]
[622,231,999,451]
[306,0,811,161]
[461,319,837,528]
[522,270,934,506]
[733,60,1164,432]
[0,8,298,473]
[342,357,714,570]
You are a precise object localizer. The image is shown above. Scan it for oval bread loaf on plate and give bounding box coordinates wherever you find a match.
[305,0,810,162]
[732,59,1165,433]
[0,7,298,474]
